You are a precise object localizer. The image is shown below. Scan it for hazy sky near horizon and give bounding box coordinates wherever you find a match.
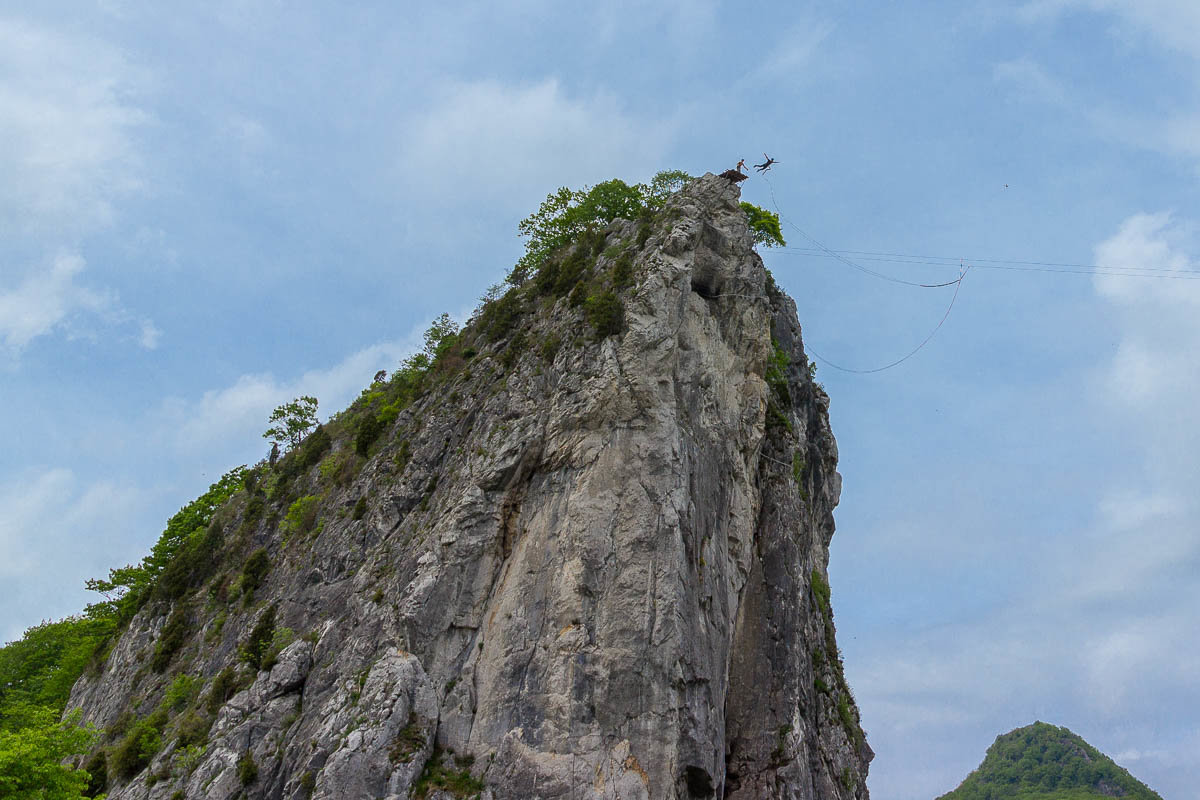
[1,2,1197,797]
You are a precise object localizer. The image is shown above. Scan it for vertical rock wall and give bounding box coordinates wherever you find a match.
[69,174,870,799]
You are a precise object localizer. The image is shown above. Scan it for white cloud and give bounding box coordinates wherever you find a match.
[1114,747,1171,764]
[0,17,147,240]
[0,251,111,351]
[1093,212,1199,302]
[0,467,147,643]
[994,47,1200,169]
[0,250,160,354]
[1096,489,1181,532]
[1069,211,1200,609]
[139,319,162,350]
[1092,214,1200,467]
[224,115,270,152]
[0,468,73,578]
[0,18,156,356]
[222,113,273,179]
[1081,623,1162,713]
[397,78,679,212]
[212,0,286,33]
[160,331,429,460]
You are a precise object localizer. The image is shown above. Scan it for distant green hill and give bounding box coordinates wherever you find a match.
[937,721,1162,800]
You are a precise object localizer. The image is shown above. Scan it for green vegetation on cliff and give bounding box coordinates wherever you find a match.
[0,169,792,795]
[937,721,1162,800]
[85,468,248,625]
[0,619,107,797]
[512,170,784,284]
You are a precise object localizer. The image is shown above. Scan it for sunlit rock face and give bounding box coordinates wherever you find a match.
[70,174,871,800]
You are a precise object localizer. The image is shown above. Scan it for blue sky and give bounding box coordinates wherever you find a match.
[1,1,1197,797]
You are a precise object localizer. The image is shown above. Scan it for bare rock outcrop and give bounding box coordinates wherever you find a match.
[69,174,870,799]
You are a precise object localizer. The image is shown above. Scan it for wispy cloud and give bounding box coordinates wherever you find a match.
[397,78,678,213]
[0,252,111,352]
[1019,0,1200,58]
[155,328,434,462]
[993,56,1200,170]
[0,251,160,355]
[1092,213,1200,441]
[0,18,147,240]
[0,17,156,357]
[1083,215,1200,617]
[0,467,147,643]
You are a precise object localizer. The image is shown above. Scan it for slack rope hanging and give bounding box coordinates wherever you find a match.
[804,265,970,374]
[756,172,970,374]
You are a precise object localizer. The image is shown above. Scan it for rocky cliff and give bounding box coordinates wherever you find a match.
[68,174,872,799]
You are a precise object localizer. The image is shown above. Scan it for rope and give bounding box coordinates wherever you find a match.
[804,265,969,374]
[755,171,969,374]
[778,247,1200,280]
[760,174,964,289]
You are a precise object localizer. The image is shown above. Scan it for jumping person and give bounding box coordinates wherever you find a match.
[748,154,777,172]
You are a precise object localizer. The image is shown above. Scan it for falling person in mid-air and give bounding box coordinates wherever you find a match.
[754,153,777,172]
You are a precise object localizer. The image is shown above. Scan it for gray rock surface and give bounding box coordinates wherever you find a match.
[69,173,871,799]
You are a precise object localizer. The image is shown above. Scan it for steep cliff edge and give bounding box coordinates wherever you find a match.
[69,174,871,799]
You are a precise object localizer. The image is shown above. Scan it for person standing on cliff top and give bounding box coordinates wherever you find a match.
[736,158,747,174]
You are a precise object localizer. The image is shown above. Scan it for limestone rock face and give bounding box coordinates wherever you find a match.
[69,174,871,799]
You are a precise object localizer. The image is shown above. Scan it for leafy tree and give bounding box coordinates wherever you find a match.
[263,396,319,451]
[422,312,459,362]
[580,179,645,225]
[511,183,623,283]
[511,171,785,283]
[510,171,690,283]
[0,617,114,720]
[645,169,693,207]
[741,202,786,248]
[85,467,245,623]
[82,564,155,626]
[0,707,98,799]
[0,621,109,795]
